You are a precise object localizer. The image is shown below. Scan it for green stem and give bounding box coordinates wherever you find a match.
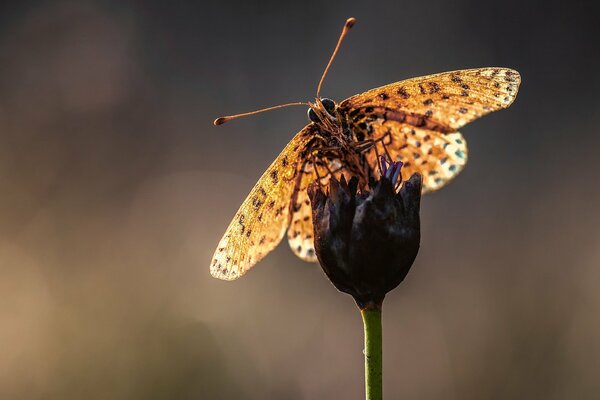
[361,307,382,400]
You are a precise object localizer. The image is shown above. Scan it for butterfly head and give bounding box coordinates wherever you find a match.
[307,98,340,127]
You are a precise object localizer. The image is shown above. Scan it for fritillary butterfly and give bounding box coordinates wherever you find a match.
[211,17,521,280]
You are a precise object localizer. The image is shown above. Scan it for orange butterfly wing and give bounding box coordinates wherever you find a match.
[339,67,520,192]
[287,156,345,262]
[210,124,317,280]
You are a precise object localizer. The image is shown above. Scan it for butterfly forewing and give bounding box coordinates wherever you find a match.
[210,124,317,280]
[340,67,520,131]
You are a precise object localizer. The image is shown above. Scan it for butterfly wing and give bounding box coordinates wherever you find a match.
[339,67,520,191]
[287,156,345,262]
[287,181,317,262]
[210,124,317,280]
[358,121,468,193]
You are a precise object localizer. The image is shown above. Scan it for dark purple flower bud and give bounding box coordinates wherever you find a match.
[308,159,422,310]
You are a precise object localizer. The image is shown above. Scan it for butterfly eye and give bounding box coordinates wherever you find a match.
[321,98,336,115]
[307,108,320,123]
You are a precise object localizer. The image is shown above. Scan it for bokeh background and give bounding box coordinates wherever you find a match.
[1,0,599,399]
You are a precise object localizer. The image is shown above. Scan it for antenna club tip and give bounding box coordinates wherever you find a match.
[345,17,356,28]
[214,117,227,125]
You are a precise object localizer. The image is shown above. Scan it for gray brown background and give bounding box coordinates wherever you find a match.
[1,0,599,399]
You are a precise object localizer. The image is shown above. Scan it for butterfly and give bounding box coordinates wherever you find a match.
[210,17,520,280]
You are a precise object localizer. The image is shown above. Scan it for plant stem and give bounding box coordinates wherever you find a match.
[361,307,382,400]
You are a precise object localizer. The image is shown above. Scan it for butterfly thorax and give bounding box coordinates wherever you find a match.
[307,98,372,189]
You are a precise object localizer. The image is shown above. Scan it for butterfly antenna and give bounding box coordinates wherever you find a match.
[316,17,356,99]
[214,102,309,125]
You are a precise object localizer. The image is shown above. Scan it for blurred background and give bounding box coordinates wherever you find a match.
[1,0,599,399]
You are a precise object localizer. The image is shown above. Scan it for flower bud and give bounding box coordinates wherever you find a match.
[308,159,422,309]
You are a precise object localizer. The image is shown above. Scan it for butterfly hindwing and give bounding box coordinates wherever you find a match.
[287,186,317,262]
[210,124,317,280]
[287,153,346,261]
[361,121,468,193]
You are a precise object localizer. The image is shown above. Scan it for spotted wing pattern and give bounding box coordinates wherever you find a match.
[210,124,317,280]
[361,122,467,192]
[339,67,520,191]
[287,184,317,262]
[286,157,345,261]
